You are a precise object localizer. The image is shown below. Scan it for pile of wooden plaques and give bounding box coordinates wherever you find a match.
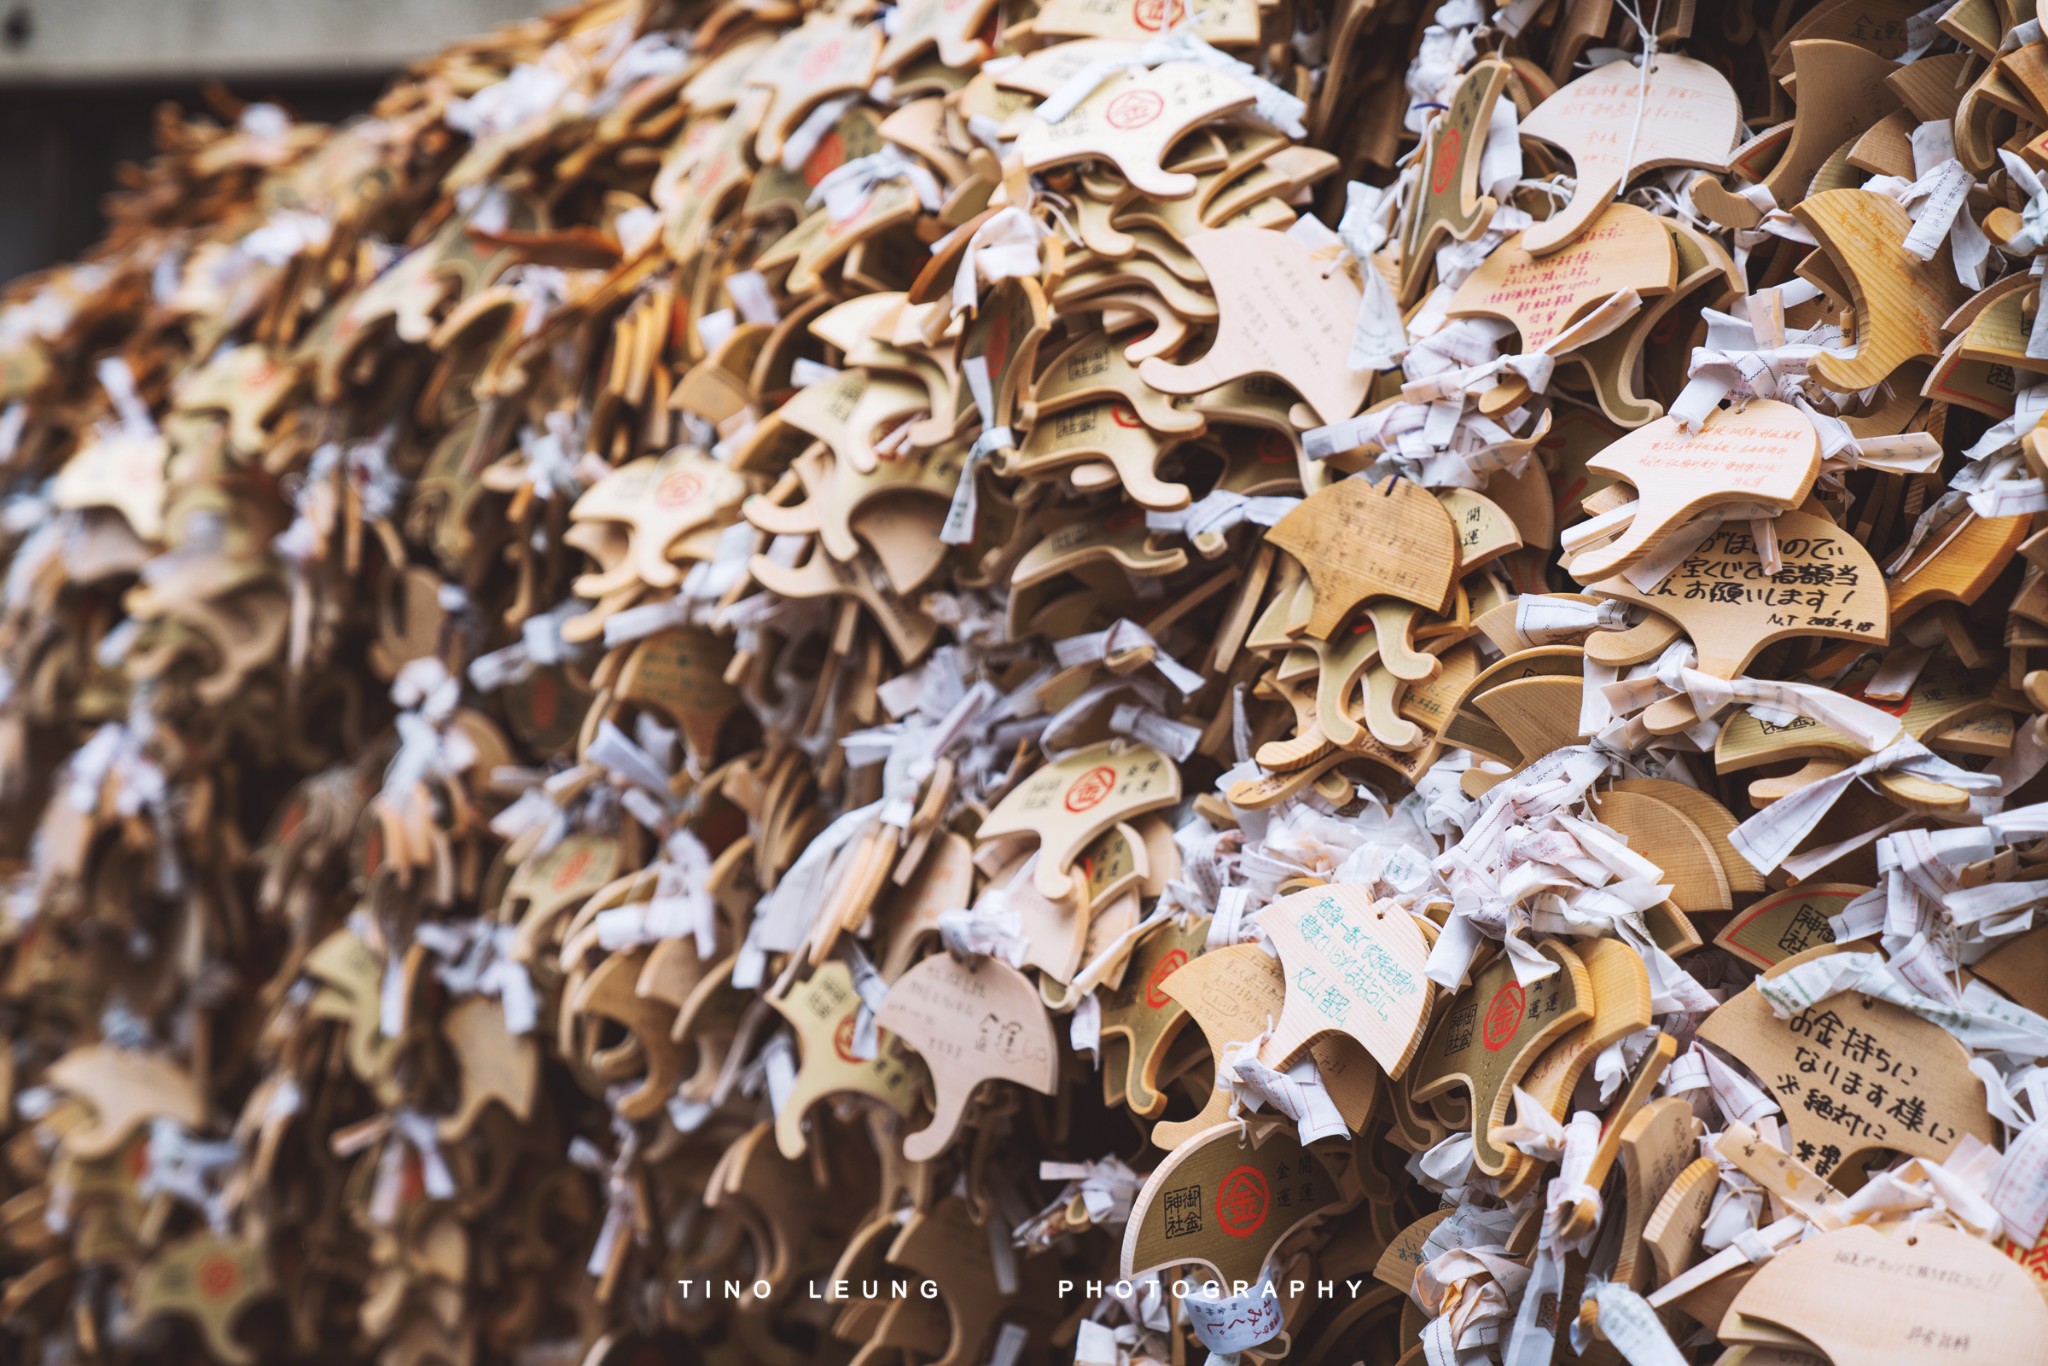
[19,0,2048,1361]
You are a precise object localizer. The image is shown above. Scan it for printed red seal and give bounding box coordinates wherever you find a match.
[197,1254,240,1301]
[1482,982,1525,1051]
[551,845,594,892]
[1215,1165,1269,1237]
[983,314,1011,382]
[800,37,843,82]
[1146,949,1189,1008]
[526,669,559,730]
[655,470,703,508]
[1131,0,1186,30]
[1110,401,1142,428]
[1105,90,1165,130]
[802,130,846,186]
[1064,765,1118,812]
[1431,129,1461,194]
[833,1013,871,1064]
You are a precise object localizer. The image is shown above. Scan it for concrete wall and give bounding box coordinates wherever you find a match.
[0,0,550,83]
[0,0,548,279]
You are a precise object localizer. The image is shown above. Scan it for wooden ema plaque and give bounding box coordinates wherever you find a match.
[1398,59,1509,304]
[1016,64,1254,200]
[1153,942,1378,1150]
[1590,510,1890,678]
[1122,1119,1345,1285]
[974,741,1180,901]
[1517,55,1740,256]
[1256,885,1434,1078]
[1096,914,1209,1118]
[1137,223,1373,426]
[1712,883,1866,969]
[1266,477,1460,639]
[1409,942,1593,1176]
[769,962,921,1159]
[1724,1224,2048,1364]
[1695,961,1996,1181]
[1613,1096,1703,1292]
[1569,400,1822,584]
[875,954,1057,1161]
[1445,201,1677,352]
[125,1232,270,1364]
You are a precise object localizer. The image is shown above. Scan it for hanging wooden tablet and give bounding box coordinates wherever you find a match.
[1695,959,1997,1180]
[1408,942,1595,1176]
[1518,55,1741,256]
[1095,915,1209,1118]
[1255,885,1434,1078]
[1121,1119,1345,1286]
[875,953,1058,1161]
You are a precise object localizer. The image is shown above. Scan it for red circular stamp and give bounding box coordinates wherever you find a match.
[983,314,1012,382]
[1431,129,1461,194]
[1215,1165,1269,1237]
[655,471,703,508]
[1482,982,1526,1051]
[802,130,846,187]
[197,1254,240,1301]
[1111,401,1142,428]
[551,845,593,893]
[801,37,843,82]
[1105,90,1165,130]
[1064,765,1119,812]
[833,1014,868,1064]
[526,670,559,730]
[1132,0,1186,30]
[1146,949,1189,1008]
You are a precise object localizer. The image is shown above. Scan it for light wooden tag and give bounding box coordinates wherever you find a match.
[1795,188,1971,393]
[1256,885,1434,1078]
[47,1045,206,1161]
[746,17,883,164]
[568,950,686,1122]
[1121,1119,1345,1285]
[1591,510,1890,679]
[126,1232,270,1365]
[1267,477,1459,638]
[975,741,1180,901]
[1712,883,1867,969]
[438,995,538,1142]
[770,962,922,1158]
[1017,64,1254,200]
[1096,915,1209,1118]
[53,429,171,542]
[1028,0,1261,45]
[1589,788,1730,914]
[1398,59,1510,303]
[1518,55,1740,255]
[1447,202,1678,352]
[1409,942,1594,1176]
[1725,1224,2048,1364]
[1975,927,2048,1018]
[879,0,997,72]
[875,954,1057,1161]
[1136,223,1373,426]
[1696,958,1996,1180]
[1507,938,1653,1158]
[1568,401,1821,583]
[1612,1095,1704,1292]
[1153,942,1379,1150]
